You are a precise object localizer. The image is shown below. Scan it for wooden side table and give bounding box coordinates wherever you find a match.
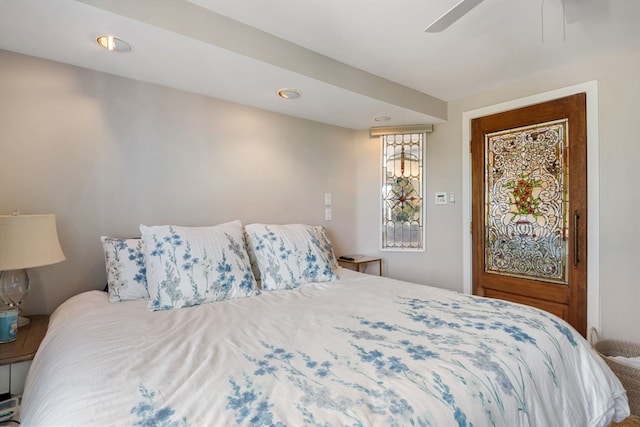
[0,315,49,366]
[0,314,49,412]
[338,256,382,276]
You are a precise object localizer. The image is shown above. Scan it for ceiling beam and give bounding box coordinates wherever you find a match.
[78,0,447,122]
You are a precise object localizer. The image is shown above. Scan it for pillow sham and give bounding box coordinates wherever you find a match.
[244,223,338,291]
[140,220,257,311]
[100,237,149,302]
[244,228,262,286]
[314,225,339,270]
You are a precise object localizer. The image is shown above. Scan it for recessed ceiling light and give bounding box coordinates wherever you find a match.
[96,35,132,52]
[374,115,392,122]
[277,88,301,99]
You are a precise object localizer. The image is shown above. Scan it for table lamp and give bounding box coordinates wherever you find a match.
[0,213,65,327]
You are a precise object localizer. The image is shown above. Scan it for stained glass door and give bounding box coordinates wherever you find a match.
[471,93,588,336]
[485,119,569,284]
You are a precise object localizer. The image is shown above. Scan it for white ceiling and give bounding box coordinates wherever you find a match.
[0,0,638,129]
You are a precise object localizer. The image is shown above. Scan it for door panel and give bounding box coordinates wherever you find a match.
[483,289,569,319]
[471,93,587,336]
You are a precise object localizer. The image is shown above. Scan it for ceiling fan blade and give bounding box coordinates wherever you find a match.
[425,0,485,33]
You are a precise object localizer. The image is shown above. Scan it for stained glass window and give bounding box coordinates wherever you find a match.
[484,119,569,284]
[381,133,424,250]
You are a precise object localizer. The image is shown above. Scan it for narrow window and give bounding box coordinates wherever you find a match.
[381,132,425,250]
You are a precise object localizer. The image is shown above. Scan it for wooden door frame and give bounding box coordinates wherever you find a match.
[461,81,601,332]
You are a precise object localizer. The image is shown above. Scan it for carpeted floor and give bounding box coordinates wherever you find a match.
[610,415,640,426]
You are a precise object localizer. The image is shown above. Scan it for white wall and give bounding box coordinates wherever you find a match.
[3,45,638,343]
[356,47,640,342]
[0,50,359,315]
[354,125,463,290]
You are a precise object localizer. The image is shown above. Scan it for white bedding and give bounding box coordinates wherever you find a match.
[21,269,629,426]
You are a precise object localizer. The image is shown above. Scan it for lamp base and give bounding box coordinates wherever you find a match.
[18,316,30,327]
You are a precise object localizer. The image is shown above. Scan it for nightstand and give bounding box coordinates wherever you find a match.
[338,256,383,276]
[0,315,49,397]
[0,315,49,366]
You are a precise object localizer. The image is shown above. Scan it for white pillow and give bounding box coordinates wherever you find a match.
[140,220,257,311]
[314,225,339,270]
[100,237,149,302]
[244,223,338,291]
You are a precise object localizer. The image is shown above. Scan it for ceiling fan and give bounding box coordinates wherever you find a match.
[424,0,605,33]
[424,0,484,33]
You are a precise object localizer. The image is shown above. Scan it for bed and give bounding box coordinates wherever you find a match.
[20,221,630,426]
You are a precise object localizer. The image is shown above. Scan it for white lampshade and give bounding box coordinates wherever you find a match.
[0,214,65,271]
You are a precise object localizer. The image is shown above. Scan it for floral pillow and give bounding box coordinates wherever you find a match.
[100,237,149,302]
[313,225,339,270]
[244,228,262,287]
[244,223,338,291]
[140,220,257,311]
